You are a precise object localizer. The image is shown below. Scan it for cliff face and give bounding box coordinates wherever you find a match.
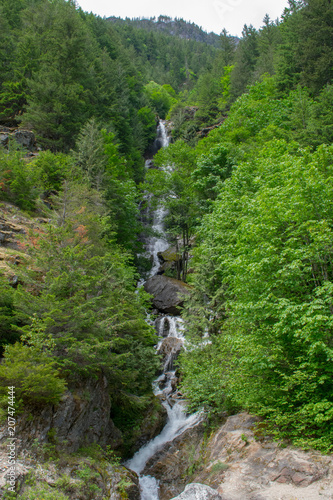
[7,374,122,454]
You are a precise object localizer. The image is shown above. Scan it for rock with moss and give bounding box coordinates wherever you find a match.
[0,442,139,499]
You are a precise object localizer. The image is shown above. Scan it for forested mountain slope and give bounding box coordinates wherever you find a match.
[0,0,333,497]
[108,15,222,47]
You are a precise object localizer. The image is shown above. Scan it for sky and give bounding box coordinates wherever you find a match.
[76,0,290,37]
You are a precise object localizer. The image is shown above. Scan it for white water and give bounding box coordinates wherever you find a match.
[126,122,202,500]
[148,205,169,277]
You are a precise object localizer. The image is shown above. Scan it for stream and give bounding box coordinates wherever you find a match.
[125,122,202,500]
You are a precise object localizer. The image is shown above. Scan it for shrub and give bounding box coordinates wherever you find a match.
[0,343,67,409]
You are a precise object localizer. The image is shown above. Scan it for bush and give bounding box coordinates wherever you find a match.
[0,343,67,409]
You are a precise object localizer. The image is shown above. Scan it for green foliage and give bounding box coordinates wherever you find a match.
[7,180,158,399]
[137,106,157,148]
[144,81,177,119]
[0,277,22,355]
[32,151,72,193]
[20,483,70,500]
[0,342,67,408]
[192,145,233,207]
[0,148,39,210]
[181,141,333,452]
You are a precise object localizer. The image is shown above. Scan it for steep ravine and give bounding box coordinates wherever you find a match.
[125,121,204,499]
[0,124,332,499]
[123,122,333,500]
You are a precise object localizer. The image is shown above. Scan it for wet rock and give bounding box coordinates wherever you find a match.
[142,421,206,500]
[139,411,333,500]
[170,483,223,500]
[158,337,183,371]
[108,467,140,500]
[144,275,191,314]
[155,316,171,336]
[128,396,168,455]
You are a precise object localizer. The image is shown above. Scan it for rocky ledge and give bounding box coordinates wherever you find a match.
[143,412,333,500]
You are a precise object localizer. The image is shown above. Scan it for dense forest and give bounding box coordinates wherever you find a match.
[0,2,333,493]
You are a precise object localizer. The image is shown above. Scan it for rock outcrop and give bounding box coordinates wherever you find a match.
[0,126,36,151]
[141,412,333,500]
[0,203,49,285]
[144,275,191,314]
[157,246,181,274]
[0,374,122,454]
[0,446,140,500]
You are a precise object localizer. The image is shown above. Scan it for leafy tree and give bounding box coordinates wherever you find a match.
[182,141,333,452]
[144,81,176,119]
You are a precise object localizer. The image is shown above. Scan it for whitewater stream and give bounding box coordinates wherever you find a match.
[126,122,202,500]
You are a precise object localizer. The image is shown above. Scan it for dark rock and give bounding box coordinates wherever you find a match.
[10,374,122,453]
[129,397,168,455]
[9,275,19,288]
[0,133,8,147]
[144,275,191,314]
[14,130,36,151]
[155,316,171,336]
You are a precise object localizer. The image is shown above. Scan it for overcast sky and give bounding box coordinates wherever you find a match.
[76,0,290,37]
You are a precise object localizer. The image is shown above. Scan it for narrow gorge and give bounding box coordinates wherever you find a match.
[1,2,333,497]
[126,121,203,499]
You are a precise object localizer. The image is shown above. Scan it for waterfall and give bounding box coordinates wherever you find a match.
[126,121,202,500]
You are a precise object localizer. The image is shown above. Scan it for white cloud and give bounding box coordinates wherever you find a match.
[76,0,289,36]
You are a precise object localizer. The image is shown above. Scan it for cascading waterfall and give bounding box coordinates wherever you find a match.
[126,121,202,500]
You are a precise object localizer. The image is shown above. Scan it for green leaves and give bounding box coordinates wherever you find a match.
[144,81,176,119]
[181,137,333,451]
[0,343,67,408]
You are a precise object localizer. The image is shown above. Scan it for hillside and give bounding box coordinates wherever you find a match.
[107,15,224,47]
[1,0,333,498]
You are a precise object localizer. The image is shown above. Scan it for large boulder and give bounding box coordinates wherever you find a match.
[192,412,333,499]
[171,483,223,500]
[14,130,36,150]
[144,275,191,314]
